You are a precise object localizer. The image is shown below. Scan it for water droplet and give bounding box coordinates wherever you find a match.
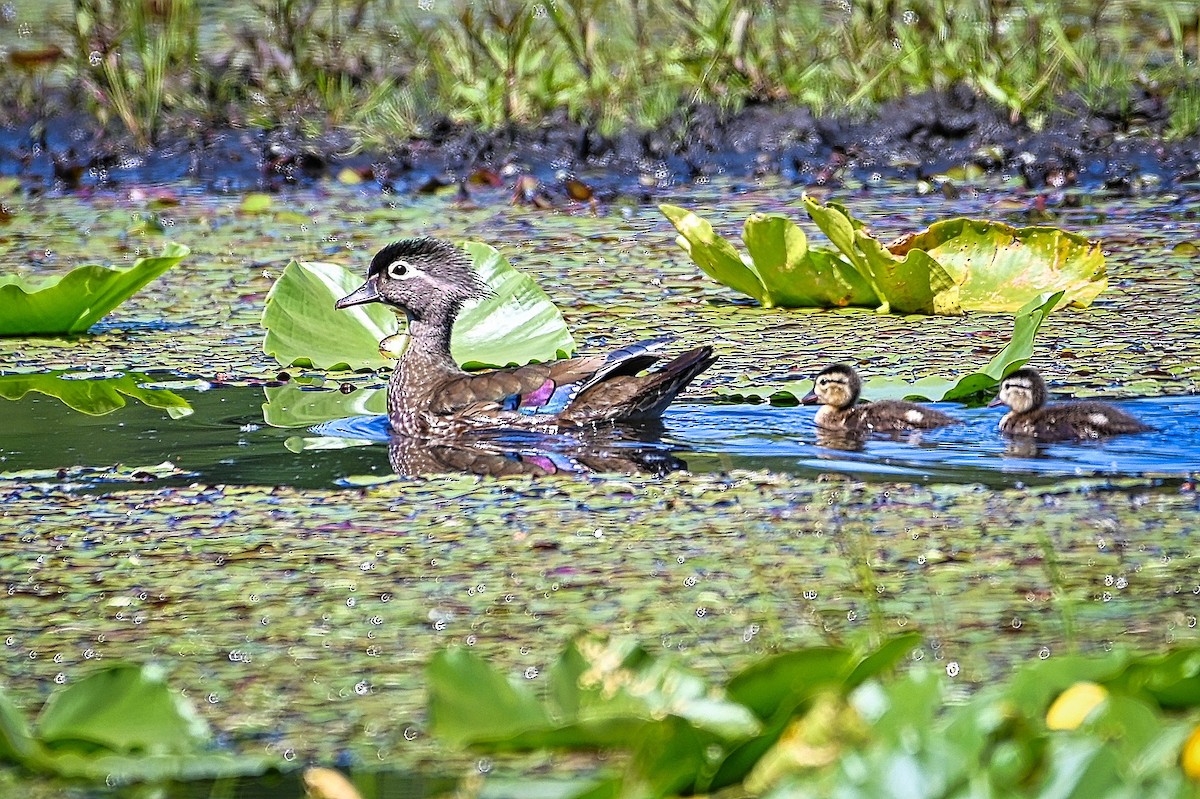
[946,661,960,677]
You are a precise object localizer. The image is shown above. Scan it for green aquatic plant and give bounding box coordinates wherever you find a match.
[261,240,576,371]
[0,243,190,336]
[0,371,193,418]
[0,663,273,783]
[717,291,1063,405]
[428,635,1200,799]
[662,197,1106,314]
[428,633,917,798]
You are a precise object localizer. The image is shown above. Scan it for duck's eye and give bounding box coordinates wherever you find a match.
[388,260,415,279]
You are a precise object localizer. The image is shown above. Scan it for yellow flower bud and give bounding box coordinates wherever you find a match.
[1045,682,1108,731]
[1182,724,1200,781]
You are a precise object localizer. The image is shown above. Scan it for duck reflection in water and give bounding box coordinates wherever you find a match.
[384,426,686,478]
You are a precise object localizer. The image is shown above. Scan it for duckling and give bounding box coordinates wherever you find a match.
[335,237,716,437]
[801,363,960,432]
[989,367,1153,440]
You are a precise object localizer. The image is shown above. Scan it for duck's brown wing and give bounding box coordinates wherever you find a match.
[564,345,717,423]
[427,338,678,416]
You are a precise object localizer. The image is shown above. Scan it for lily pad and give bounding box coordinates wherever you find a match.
[663,198,1103,316]
[0,371,194,418]
[0,663,275,783]
[741,213,876,308]
[262,242,576,371]
[888,218,1107,311]
[660,204,767,304]
[0,243,190,335]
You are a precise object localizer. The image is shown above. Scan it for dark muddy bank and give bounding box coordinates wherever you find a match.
[2,85,1198,200]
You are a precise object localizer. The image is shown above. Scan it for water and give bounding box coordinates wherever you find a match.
[2,378,1196,488]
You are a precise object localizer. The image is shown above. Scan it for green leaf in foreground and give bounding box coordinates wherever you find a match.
[262,242,575,371]
[1,663,275,783]
[0,242,189,335]
[0,371,193,418]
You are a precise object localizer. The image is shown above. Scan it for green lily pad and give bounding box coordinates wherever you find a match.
[0,663,276,783]
[660,204,767,304]
[0,243,190,335]
[861,290,1063,403]
[663,198,1102,317]
[890,218,1107,311]
[742,213,876,308]
[262,242,576,371]
[0,371,193,418]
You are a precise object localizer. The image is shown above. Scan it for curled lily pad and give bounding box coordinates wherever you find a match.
[888,218,1107,311]
[261,242,576,371]
[660,204,768,305]
[663,197,1103,316]
[741,213,876,308]
[0,371,194,418]
[0,243,190,335]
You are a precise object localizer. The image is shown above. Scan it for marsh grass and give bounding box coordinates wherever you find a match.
[3,0,1199,148]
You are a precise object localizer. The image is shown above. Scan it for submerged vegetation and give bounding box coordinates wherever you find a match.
[1,1,1198,148]
[663,198,1105,314]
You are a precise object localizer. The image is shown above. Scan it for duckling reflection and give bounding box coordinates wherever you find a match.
[386,429,685,477]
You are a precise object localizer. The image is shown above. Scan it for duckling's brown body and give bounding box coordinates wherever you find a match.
[336,238,715,438]
[992,368,1153,441]
[802,364,960,433]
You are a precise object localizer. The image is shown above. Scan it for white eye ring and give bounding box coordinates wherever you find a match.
[388,259,418,279]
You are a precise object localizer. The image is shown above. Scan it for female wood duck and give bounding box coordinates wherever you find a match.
[335,238,716,437]
[989,367,1154,440]
[801,363,960,433]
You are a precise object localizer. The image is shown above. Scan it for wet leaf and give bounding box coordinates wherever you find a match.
[0,371,194,418]
[0,243,190,335]
[261,243,574,371]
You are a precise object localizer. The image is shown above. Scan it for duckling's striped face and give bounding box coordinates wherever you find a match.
[335,238,488,321]
[997,368,1045,413]
[807,364,861,410]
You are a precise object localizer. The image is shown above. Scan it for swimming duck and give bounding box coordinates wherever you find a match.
[801,363,960,433]
[335,237,716,437]
[989,367,1153,440]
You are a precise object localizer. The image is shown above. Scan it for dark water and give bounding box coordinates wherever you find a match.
[2,378,1196,489]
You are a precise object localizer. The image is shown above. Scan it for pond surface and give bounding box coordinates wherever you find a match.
[2,381,1197,489]
[2,179,1200,795]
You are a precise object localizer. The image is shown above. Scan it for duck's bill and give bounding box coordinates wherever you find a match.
[986,397,1004,407]
[335,277,381,309]
[800,390,819,405]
